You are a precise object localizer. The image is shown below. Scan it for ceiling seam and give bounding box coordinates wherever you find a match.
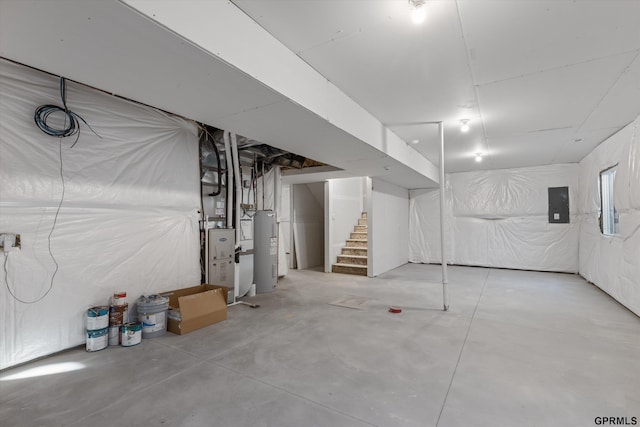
[211,99,290,122]
[575,49,640,134]
[454,0,490,159]
[228,0,382,123]
[476,48,640,88]
[551,50,640,164]
[295,16,396,57]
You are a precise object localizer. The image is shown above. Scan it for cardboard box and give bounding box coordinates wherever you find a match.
[164,284,229,335]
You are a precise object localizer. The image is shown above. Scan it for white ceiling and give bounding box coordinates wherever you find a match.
[1,0,639,185]
[233,0,640,172]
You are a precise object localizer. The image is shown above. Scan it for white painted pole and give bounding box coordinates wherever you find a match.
[204,215,209,283]
[438,121,449,311]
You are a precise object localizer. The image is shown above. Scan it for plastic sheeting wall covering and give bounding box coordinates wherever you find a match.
[579,116,640,316]
[0,59,201,369]
[410,164,580,273]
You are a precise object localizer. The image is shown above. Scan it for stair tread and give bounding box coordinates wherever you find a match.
[338,255,367,260]
[346,238,368,241]
[332,263,367,268]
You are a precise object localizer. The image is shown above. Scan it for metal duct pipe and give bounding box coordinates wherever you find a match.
[230,132,242,303]
[223,132,233,230]
[230,133,242,245]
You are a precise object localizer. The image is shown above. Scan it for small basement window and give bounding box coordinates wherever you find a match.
[599,165,620,235]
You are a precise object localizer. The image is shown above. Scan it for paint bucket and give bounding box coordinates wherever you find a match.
[86,327,109,352]
[109,303,129,326]
[108,325,121,346]
[136,294,169,338]
[112,292,127,307]
[86,306,109,331]
[121,322,142,347]
[247,283,256,297]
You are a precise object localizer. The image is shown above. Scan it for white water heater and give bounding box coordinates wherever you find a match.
[254,210,277,294]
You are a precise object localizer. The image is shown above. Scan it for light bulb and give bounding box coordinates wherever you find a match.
[411,6,427,24]
[475,154,483,162]
[460,119,470,133]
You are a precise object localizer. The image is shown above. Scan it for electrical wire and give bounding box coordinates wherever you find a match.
[11,76,95,303]
[201,126,222,197]
[34,77,101,146]
[4,138,63,305]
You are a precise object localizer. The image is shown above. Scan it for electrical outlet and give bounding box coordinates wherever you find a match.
[0,233,21,252]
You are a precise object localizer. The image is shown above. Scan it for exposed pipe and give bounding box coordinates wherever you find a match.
[273,166,281,279]
[438,121,449,311]
[207,128,222,197]
[230,132,243,303]
[223,132,233,230]
[230,133,242,245]
[204,215,209,283]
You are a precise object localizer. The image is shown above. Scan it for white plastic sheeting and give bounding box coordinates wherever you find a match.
[579,116,640,316]
[0,59,200,369]
[410,164,580,273]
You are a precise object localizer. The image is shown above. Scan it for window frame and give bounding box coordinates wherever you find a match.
[599,164,620,236]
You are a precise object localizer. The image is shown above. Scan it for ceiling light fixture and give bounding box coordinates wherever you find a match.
[411,139,420,144]
[409,0,427,25]
[475,153,483,163]
[460,119,470,133]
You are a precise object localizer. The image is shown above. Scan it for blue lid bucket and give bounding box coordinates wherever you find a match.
[86,327,109,352]
[121,322,142,347]
[86,306,109,331]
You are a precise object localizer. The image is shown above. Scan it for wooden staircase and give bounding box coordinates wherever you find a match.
[332,212,368,276]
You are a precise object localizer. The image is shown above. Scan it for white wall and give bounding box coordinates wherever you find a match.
[292,183,324,269]
[325,177,365,271]
[370,179,409,276]
[579,116,640,316]
[279,183,292,274]
[0,59,200,369]
[410,164,580,273]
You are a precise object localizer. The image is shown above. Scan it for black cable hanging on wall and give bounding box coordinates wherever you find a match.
[34,77,101,146]
[5,76,101,304]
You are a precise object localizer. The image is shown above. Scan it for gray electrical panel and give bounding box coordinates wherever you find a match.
[208,229,235,290]
[548,187,570,223]
[254,210,277,294]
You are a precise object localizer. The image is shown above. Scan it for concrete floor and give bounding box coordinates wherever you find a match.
[2,264,639,427]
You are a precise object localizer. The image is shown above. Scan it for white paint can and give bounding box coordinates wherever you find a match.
[136,295,169,338]
[247,283,256,297]
[108,325,120,346]
[121,322,142,347]
[86,327,109,352]
[86,306,109,331]
[112,292,127,307]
